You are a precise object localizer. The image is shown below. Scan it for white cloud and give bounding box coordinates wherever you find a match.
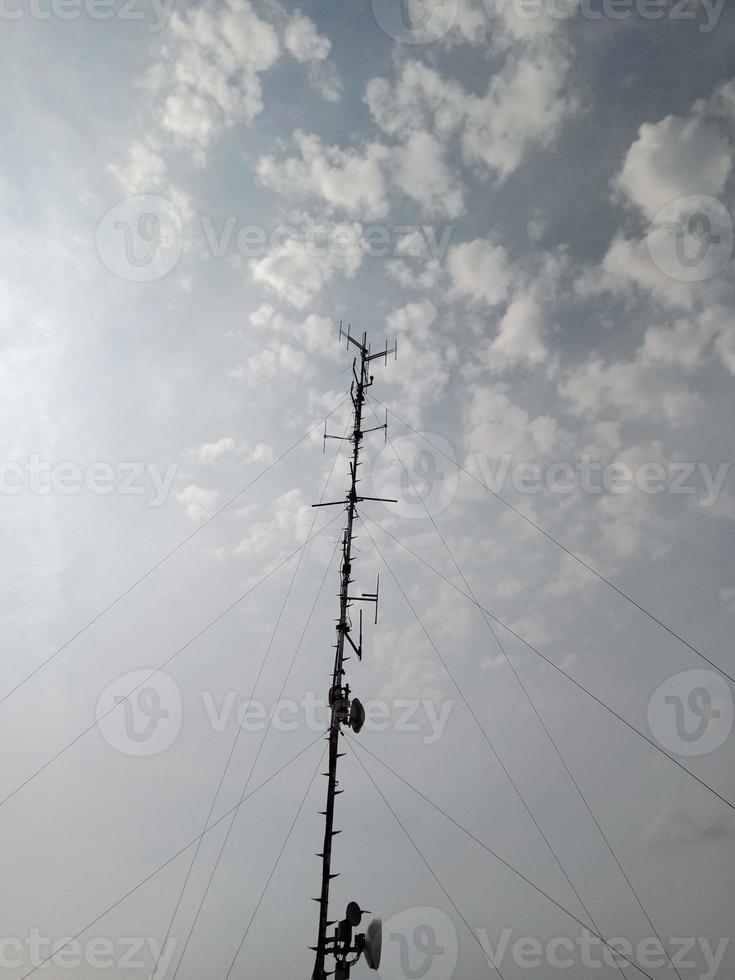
[284,11,330,62]
[284,11,342,102]
[246,442,275,465]
[108,141,166,195]
[238,341,309,382]
[576,234,700,309]
[464,387,558,460]
[462,43,577,180]
[258,128,464,219]
[365,46,576,183]
[448,239,515,306]
[199,437,236,463]
[391,131,465,218]
[364,61,466,141]
[560,357,701,424]
[640,309,719,369]
[386,300,438,340]
[386,336,450,417]
[235,488,312,557]
[177,484,221,521]
[142,0,344,154]
[257,132,390,219]
[250,224,363,308]
[615,114,732,222]
[485,293,547,368]
[144,0,285,161]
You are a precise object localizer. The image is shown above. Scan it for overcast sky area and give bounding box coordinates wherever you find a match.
[0,1,734,978]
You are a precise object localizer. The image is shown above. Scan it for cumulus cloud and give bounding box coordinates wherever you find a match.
[615,114,732,222]
[257,128,464,219]
[386,299,438,340]
[365,46,577,183]
[199,437,236,463]
[486,293,547,368]
[250,223,363,308]
[559,357,701,424]
[144,0,281,162]
[464,387,558,460]
[448,239,515,306]
[235,341,309,382]
[177,484,221,521]
[257,132,391,219]
[391,131,465,218]
[142,1,341,163]
[462,43,577,180]
[108,141,166,195]
[235,488,312,557]
[284,11,342,101]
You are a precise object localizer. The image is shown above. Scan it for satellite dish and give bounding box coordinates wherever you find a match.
[349,698,366,734]
[364,918,382,970]
[345,901,362,927]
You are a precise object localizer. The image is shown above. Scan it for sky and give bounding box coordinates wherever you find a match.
[0,0,734,978]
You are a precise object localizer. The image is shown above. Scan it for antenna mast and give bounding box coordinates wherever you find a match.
[310,324,397,980]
